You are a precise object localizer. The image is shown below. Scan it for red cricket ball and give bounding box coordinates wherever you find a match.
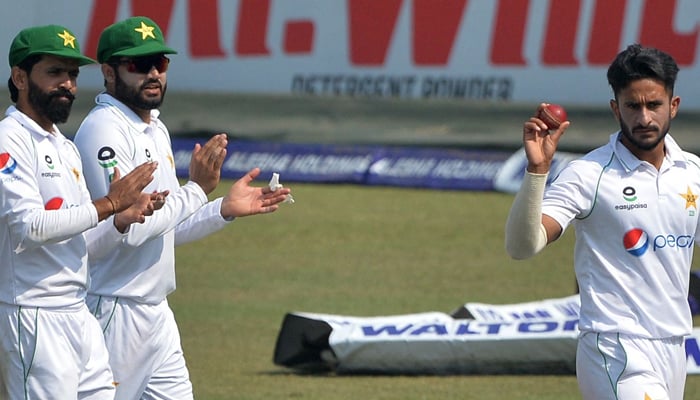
[537,104,568,130]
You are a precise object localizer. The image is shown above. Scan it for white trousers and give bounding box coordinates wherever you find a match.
[88,295,193,400]
[0,302,115,400]
[577,331,686,400]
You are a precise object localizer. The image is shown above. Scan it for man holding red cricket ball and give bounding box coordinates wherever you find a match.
[506,44,700,400]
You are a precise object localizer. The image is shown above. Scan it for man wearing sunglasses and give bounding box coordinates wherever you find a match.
[73,16,291,400]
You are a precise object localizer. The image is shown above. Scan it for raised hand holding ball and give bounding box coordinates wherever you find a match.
[537,103,568,130]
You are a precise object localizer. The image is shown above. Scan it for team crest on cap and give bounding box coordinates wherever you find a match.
[135,21,156,40]
[57,30,76,48]
[0,152,17,174]
[623,228,649,257]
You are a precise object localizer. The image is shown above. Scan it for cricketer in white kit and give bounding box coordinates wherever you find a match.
[74,16,291,400]
[0,24,159,400]
[505,44,700,400]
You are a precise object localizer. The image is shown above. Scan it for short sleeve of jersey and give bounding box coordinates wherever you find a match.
[542,158,601,232]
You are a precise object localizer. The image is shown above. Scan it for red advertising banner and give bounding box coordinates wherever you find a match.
[3,0,700,108]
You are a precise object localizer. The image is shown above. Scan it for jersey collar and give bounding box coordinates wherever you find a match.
[5,105,62,138]
[611,131,687,172]
[95,92,161,134]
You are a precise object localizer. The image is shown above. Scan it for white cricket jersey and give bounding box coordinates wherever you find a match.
[0,106,112,307]
[543,133,700,338]
[74,93,230,304]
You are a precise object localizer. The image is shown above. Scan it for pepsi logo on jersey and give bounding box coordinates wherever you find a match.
[623,228,648,257]
[624,228,695,256]
[0,153,17,175]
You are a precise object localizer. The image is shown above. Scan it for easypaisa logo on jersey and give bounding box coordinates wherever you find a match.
[97,146,117,169]
[623,228,694,256]
[97,146,118,181]
[40,155,61,178]
[614,186,648,211]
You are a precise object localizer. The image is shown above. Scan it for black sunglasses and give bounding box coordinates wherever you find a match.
[115,55,170,74]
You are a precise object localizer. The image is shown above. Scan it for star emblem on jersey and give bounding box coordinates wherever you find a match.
[57,30,76,48]
[135,21,157,40]
[680,186,698,209]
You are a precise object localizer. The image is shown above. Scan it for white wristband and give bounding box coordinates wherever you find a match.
[505,171,549,259]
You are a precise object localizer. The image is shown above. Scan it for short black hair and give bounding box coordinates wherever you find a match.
[607,44,679,99]
[7,54,42,103]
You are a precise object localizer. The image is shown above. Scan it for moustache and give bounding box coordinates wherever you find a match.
[141,79,162,90]
[632,125,659,133]
[49,89,75,102]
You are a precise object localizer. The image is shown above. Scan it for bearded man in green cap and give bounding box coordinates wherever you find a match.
[74,16,291,399]
[0,24,162,399]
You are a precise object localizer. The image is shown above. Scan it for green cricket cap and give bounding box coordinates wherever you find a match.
[97,16,177,63]
[9,25,96,67]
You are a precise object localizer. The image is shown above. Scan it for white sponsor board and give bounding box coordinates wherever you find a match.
[4,1,700,108]
[463,294,581,322]
[274,295,700,374]
[285,310,579,374]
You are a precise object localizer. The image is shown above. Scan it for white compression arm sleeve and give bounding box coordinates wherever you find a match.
[504,171,549,260]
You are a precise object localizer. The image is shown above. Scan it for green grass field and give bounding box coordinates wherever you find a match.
[171,182,700,399]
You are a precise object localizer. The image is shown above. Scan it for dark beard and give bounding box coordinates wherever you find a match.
[619,119,668,151]
[114,71,167,111]
[27,79,74,124]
